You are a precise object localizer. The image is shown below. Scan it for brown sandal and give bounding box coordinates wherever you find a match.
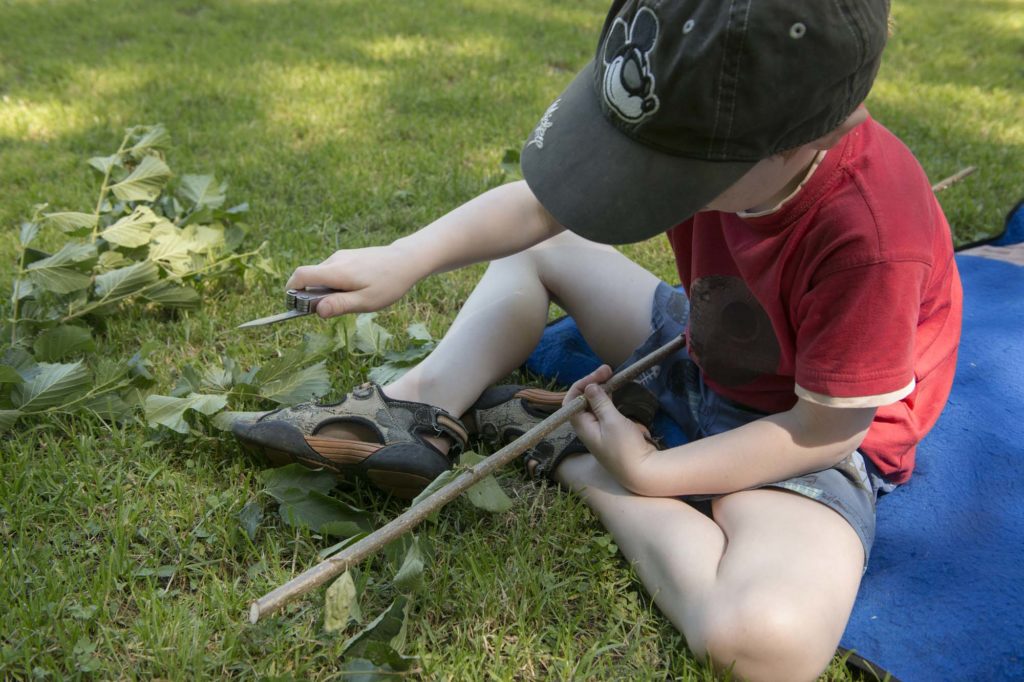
[232,383,468,499]
[464,382,659,481]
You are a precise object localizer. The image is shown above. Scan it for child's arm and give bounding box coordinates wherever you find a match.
[567,365,876,496]
[287,180,563,317]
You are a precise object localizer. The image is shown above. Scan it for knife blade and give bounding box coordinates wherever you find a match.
[237,286,338,329]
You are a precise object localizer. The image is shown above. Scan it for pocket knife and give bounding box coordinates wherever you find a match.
[237,287,337,329]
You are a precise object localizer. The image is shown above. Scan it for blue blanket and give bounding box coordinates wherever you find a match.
[525,236,1024,680]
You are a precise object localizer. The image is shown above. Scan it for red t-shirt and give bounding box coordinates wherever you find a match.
[666,117,962,483]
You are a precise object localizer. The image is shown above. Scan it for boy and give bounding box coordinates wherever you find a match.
[234,1,962,679]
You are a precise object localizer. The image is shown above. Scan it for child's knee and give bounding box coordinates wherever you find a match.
[694,588,839,682]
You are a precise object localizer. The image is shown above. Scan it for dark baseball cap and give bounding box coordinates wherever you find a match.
[521,0,890,244]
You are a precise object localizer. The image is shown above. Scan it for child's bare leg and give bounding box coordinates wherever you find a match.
[557,454,864,682]
[319,231,658,448]
[384,231,660,416]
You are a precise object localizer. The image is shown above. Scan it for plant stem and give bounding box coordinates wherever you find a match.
[91,128,134,243]
[37,375,135,416]
[59,247,264,324]
[10,208,43,346]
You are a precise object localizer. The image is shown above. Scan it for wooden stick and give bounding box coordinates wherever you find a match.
[931,166,977,193]
[248,333,687,623]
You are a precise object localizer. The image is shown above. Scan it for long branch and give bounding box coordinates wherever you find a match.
[248,332,688,623]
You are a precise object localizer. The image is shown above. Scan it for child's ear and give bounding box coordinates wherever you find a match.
[810,106,869,150]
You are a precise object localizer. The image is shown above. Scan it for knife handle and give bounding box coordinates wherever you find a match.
[286,287,339,314]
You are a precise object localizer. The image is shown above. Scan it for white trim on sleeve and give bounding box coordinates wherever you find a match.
[794,378,916,408]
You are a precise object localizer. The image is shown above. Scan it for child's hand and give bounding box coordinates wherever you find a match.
[565,365,659,493]
[286,242,422,318]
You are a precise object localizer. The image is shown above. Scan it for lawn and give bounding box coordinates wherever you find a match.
[1,0,1021,679]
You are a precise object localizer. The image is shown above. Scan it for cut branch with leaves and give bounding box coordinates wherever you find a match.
[0,124,274,433]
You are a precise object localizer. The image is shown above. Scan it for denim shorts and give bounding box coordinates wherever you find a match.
[618,283,896,565]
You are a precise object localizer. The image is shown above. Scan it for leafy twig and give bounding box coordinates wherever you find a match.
[91,128,133,244]
[59,247,266,324]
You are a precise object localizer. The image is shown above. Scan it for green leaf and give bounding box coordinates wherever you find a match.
[188,224,226,254]
[459,451,514,513]
[406,323,432,343]
[302,332,337,358]
[26,242,97,294]
[31,241,96,265]
[100,206,164,247]
[19,221,40,246]
[94,260,160,299]
[79,393,134,420]
[43,212,97,234]
[366,363,405,386]
[330,316,357,353]
[109,155,172,202]
[2,347,36,373]
[342,596,411,660]
[392,535,425,593]
[339,659,401,681]
[88,154,122,175]
[93,357,129,385]
[178,174,227,210]
[128,343,159,383]
[278,491,370,537]
[259,361,331,405]
[318,532,368,560]
[141,281,200,309]
[170,365,202,396]
[409,469,458,523]
[0,365,24,384]
[367,334,435,385]
[237,499,263,541]
[147,223,195,274]
[96,250,131,272]
[353,314,393,355]
[67,603,99,621]
[32,325,95,362]
[11,361,91,413]
[27,268,91,295]
[127,124,170,157]
[200,365,232,393]
[11,278,34,301]
[359,643,417,672]
[252,347,309,386]
[262,464,337,502]
[143,393,228,433]
[324,570,361,633]
[0,410,21,433]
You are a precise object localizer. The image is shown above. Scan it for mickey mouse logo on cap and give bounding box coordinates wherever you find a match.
[602,7,660,122]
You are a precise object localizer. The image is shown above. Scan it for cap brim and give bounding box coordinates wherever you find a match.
[521,63,756,245]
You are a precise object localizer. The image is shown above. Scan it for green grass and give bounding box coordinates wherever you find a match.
[1,0,1021,679]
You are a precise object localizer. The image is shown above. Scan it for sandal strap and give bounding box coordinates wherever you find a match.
[468,381,660,481]
[255,382,469,461]
[348,384,470,460]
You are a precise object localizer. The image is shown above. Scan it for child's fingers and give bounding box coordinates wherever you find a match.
[563,364,614,406]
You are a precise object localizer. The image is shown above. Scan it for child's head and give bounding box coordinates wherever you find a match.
[520,0,891,243]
